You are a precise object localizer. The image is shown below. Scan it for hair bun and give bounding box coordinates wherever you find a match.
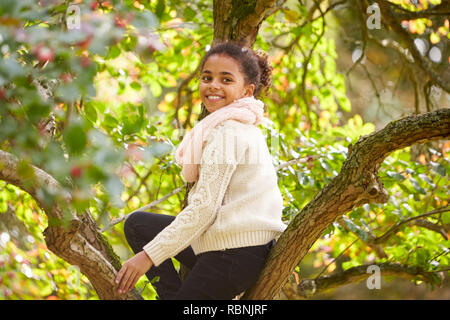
[254,50,273,97]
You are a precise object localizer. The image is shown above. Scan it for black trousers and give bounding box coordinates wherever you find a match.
[124,211,274,300]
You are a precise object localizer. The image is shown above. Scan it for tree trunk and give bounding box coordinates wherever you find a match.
[212,0,284,47]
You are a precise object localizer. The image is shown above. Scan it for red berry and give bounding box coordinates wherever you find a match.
[70,166,83,179]
[90,1,99,10]
[60,73,72,83]
[34,46,54,63]
[76,35,93,50]
[114,15,127,28]
[80,56,91,67]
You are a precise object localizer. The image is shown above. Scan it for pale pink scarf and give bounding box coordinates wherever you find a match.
[175,96,265,182]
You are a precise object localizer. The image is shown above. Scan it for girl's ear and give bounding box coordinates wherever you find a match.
[243,83,255,97]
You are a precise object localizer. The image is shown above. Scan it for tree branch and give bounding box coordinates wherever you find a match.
[174,62,202,130]
[346,0,368,75]
[387,1,450,20]
[0,150,142,300]
[243,108,450,299]
[373,207,450,244]
[286,262,445,299]
[377,0,450,93]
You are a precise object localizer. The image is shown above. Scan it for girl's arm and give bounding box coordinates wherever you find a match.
[143,124,247,266]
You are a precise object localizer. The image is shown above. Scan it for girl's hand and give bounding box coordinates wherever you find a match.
[115,251,153,294]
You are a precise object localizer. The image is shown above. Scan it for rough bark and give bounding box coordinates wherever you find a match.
[0,150,142,300]
[212,0,285,47]
[242,108,450,299]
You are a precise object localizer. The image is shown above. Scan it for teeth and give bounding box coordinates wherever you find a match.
[207,95,223,100]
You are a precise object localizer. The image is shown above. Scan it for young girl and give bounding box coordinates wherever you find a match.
[115,41,287,300]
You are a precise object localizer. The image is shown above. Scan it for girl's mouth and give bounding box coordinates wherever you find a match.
[206,95,224,101]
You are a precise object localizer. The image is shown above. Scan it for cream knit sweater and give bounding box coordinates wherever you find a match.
[143,119,287,267]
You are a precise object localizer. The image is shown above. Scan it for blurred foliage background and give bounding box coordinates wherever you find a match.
[0,0,448,299]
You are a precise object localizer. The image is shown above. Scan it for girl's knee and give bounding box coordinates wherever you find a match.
[124,211,160,234]
[124,211,146,236]
[124,211,174,246]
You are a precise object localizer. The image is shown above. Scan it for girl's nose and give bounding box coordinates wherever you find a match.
[209,79,221,89]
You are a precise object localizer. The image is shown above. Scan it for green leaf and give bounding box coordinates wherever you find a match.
[342,216,369,241]
[103,114,119,128]
[442,212,450,225]
[342,260,360,271]
[322,223,335,237]
[291,26,303,37]
[132,11,159,29]
[338,96,351,112]
[122,116,143,136]
[63,123,87,154]
[155,0,165,17]
[105,176,125,207]
[0,58,25,80]
[56,82,80,102]
[418,173,435,188]
[84,104,98,123]
[386,170,406,182]
[409,177,427,195]
[150,81,162,97]
[107,45,121,59]
[430,161,447,177]
[130,81,142,91]
[319,158,332,173]
[183,6,197,21]
[297,172,309,186]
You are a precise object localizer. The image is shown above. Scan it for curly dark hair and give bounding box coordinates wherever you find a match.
[198,41,273,99]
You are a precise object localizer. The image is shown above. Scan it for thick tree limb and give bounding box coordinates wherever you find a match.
[284,262,446,299]
[242,108,450,299]
[0,150,142,300]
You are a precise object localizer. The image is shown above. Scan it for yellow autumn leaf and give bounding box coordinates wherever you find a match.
[166,74,177,86]
[415,19,427,35]
[157,101,169,112]
[284,10,300,23]
[438,26,447,36]
[430,32,440,44]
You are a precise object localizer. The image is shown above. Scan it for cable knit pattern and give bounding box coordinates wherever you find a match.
[143,119,287,267]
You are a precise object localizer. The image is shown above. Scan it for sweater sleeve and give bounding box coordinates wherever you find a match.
[143,124,246,266]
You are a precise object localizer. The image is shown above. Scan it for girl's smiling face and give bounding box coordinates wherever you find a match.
[200,54,255,113]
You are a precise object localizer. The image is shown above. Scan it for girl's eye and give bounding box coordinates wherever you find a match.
[201,76,232,83]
